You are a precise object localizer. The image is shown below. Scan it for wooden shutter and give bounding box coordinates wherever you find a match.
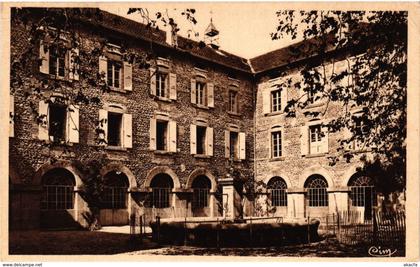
[98,109,108,145]
[68,48,79,81]
[39,40,49,74]
[206,127,214,156]
[9,95,14,137]
[169,73,177,100]
[38,100,49,140]
[300,125,309,156]
[281,88,287,112]
[262,87,270,114]
[169,120,177,152]
[343,127,353,151]
[123,113,133,148]
[67,105,79,143]
[190,124,197,154]
[207,82,214,108]
[123,62,133,91]
[149,67,156,95]
[224,130,230,158]
[190,78,196,104]
[149,118,156,150]
[239,132,246,160]
[321,125,329,153]
[99,56,108,82]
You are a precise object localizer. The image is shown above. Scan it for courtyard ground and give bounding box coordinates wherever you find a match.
[8,226,383,257]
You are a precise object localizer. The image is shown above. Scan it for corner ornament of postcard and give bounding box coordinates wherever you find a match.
[368,246,397,257]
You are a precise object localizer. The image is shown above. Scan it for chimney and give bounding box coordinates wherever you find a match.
[165,20,178,47]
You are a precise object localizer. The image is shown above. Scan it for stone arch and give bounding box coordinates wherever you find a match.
[341,165,366,188]
[186,168,217,192]
[263,171,292,189]
[100,163,137,189]
[298,165,335,189]
[144,166,181,189]
[33,161,83,188]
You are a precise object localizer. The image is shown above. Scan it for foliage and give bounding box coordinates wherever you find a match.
[271,11,407,192]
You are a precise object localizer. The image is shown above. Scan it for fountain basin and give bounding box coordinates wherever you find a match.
[150,217,320,247]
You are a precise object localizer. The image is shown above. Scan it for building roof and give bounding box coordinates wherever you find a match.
[76,9,252,73]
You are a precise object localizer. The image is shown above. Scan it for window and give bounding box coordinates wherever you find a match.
[191,78,214,108]
[196,81,207,106]
[156,120,168,151]
[41,168,75,210]
[48,104,67,142]
[149,174,174,208]
[349,176,374,207]
[271,131,282,158]
[102,171,128,209]
[271,89,281,112]
[49,45,66,77]
[107,60,121,89]
[305,175,328,207]
[229,131,239,159]
[107,112,123,146]
[229,90,239,113]
[192,175,211,208]
[156,72,168,98]
[196,126,207,155]
[38,99,79,143]
[267,177,287,207]
[98,108,133,148]
[309,125,323,154]
[354,116,369,150]
[224,130,246,160]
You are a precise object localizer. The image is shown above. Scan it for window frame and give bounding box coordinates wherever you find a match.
[107,60,122,89]
[228,87,239,114]
[271,89,282,113]
[309,124,323,155]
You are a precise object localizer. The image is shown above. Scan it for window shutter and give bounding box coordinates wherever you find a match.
[321,126,329,153]
[224,130,230,158]
[149,118,156,150]
[68,48,79,81]
[149,67,156,95]
[99,56,108,82]
[169,120,177,152]
[190,124,196,154]
[169,73,177,100]
[123,62,133,91]
[123,113,133,148]
[39,40,49,74]
[207,82,214,108]
[9,95,14,138]
[206,127,214,156]
[262,87,270,114]
[38,100,49,140]
[67,105,79,143]
[190,78,196,104]
[98,109,108,145]
[343,127,353,151]
[300,125,309,156]
[281,88,287,112]
[239,132,246,160]
[281,129,285,157]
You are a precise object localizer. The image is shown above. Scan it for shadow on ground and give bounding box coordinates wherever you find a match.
[9,230,156,255]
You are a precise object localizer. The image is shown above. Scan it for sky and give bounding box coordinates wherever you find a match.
[102,3,300,59]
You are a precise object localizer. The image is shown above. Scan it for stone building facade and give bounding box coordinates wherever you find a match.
[9,8,402,230]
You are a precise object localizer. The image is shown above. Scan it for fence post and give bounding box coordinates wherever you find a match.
[307,216,311,244]
[156,216,161,245]
[216,217,220,249]
[139,215,143,244]
[249,217,253,246]
[184,217,187,247]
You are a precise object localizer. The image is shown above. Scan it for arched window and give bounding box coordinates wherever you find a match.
[304,175,328,207]
[348,175,374,207]
[41,168,75,210]
[192,175,211,208]
[267,177,287,207]
[150,174,174,208]
[102,171,129,209]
